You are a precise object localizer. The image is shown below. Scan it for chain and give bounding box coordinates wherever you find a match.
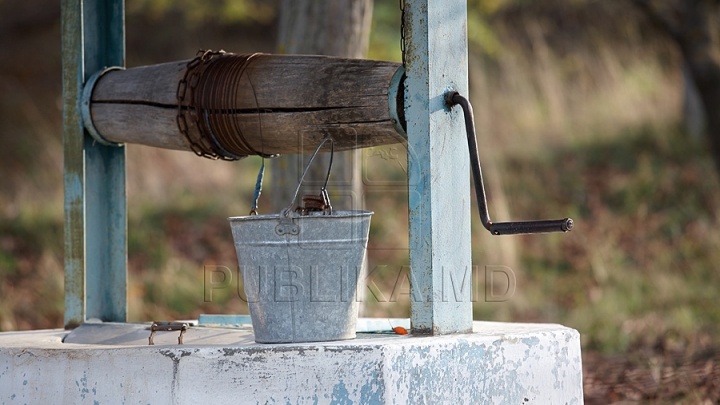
[399,0,406,67]
[249,158,265,215]
[176,49,239,161]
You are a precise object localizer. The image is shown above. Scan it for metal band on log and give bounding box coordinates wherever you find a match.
[85,53,406,159]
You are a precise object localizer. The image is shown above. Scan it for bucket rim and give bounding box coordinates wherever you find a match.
[228,209,374,222]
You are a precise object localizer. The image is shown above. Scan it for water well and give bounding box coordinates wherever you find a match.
[0,0,584,403]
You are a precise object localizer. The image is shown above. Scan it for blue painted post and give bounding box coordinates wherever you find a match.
[62,0,127,327]
[405,0,473,334]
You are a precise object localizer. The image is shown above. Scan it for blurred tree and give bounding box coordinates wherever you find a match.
[276,0,372,57]
[633,0,720,169]
[467,0,511,57]
[269,0,373,213]
[127,0,276,26]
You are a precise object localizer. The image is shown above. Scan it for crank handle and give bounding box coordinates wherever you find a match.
[489,218,573,236]
[445,91,574,236]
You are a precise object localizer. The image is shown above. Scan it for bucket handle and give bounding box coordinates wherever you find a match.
[281,137,335,217]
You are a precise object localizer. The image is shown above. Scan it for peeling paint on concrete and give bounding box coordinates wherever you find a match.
[0,322,582,404]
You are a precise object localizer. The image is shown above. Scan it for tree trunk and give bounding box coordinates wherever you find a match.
[634,0,720,171]
[682,61,706,139]
[675,3,720,172]
[269,0,373,214]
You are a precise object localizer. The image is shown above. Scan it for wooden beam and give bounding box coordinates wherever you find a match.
[86,55,406,156]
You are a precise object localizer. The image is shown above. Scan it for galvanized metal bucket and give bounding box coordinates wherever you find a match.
[228,138,373,343]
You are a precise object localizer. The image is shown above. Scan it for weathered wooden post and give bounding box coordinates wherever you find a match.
[401,0,571,334]
[62,0,127,327]
[403,0,474,334]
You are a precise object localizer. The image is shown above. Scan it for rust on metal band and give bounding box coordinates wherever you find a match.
[177,50,274,160]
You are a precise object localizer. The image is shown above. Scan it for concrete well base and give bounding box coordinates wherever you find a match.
[0,321,583,404]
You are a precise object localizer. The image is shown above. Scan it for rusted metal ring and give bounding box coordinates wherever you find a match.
[177,50,282,161]
[177,50,239,160]
[195,53,265,158]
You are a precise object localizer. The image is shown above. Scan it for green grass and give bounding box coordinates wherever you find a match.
[126,187,253,322]
[500,126,720,353]
[0,206,64,331]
